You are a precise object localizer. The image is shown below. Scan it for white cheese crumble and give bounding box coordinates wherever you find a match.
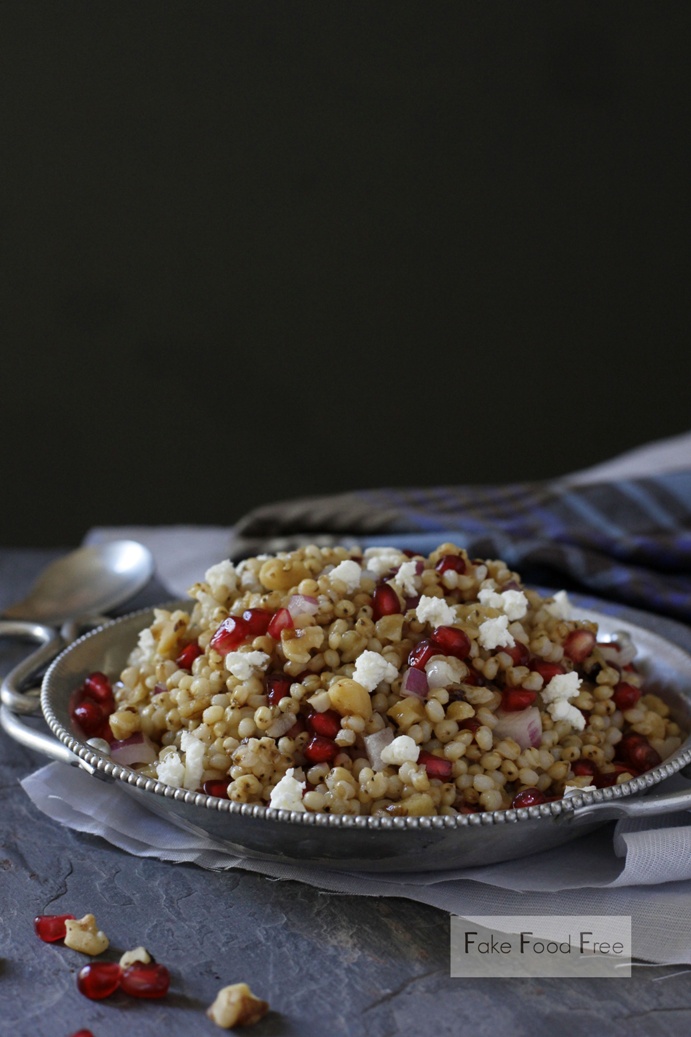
[380,734,420,766]
[225,650,271,681]
[541,671,584,731]
[328,559,362,592]
[563,784,597,796]
[180,730,206,790]
[363,547,405,578]
[391,560,420,598]
[415,595,457,628]
[548,698,586,731]
[204,559,238,600]
[544,590,572,619]
[156,751,185,788]
[478,587,528,620]
[351,650,399,692]
[478,614,515,650]
[269,768,306,811]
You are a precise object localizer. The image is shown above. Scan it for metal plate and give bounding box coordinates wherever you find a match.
[40,605,691,872]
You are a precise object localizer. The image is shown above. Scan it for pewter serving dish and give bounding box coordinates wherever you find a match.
[3,605,691,872]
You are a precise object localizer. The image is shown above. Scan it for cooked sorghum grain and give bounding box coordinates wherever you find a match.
[111,543,685,815]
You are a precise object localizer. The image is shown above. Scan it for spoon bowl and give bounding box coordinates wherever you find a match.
[1,540,155,626]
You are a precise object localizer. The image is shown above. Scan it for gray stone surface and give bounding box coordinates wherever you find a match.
[2,550,691,1036]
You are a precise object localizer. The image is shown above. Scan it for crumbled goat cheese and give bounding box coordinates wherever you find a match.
[541,671,582,704]
[563,784,597,796]
[548,698,586,731]
[391,560,420,597]
[478,587,528,620]
[225,650,271,681]
[478,614,515,650]
[269,768,306,811]
[415,595,458,628]
[328,559,362,592]
[204,559,238,600]
[544,590,572,619]
[156,751,185,788]
[380,735,420,766]
[352,650,399,692]
[363,547,405,578]
[425,656,466,689]
[181,730,206,790]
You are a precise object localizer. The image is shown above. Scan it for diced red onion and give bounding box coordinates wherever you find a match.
[287,594,319,618]
[109,733,158,767]
[400,666,429,699]
[493,706,542,750]
[364,728,394,771]
[405,595,421,610]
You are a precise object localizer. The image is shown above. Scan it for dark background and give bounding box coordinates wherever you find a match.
[2,2,690,548]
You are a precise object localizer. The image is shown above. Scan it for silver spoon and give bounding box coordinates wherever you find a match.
[1,540,154,626]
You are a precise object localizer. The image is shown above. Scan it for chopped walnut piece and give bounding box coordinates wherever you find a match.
[207,982,269,1028]
[119,945,152,968]
[63,914,109,955]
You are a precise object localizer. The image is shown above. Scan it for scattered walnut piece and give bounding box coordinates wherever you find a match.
[207,982,269,1029]
[63,914,109,955]
[119,945,152,968]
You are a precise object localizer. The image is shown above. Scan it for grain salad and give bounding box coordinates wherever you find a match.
[98,543,684,816]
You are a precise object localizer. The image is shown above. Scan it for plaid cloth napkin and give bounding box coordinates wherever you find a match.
[228,470,691,624]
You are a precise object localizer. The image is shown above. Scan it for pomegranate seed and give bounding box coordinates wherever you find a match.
[459,717,481,733]
[501,688,537,711]
[571,758,598,777]
[512,787,547,808]
[435,554,466,575]
[613,682,642,711]
[563,629,597,663]
[210,616,250,655]
[371,583,402,621]
[530,660,566,682]
[120,962,170,999]
[242,608,273,637]
[418,750,453,781]
[72,699,107,736]
[266,672,293,705]
[307,709,341,739]
[503,642,530,667]
[77,961,122,1000]
[267,608,294,639]
[70,1030,96,1037]
[431,626,470,660]
[408,639,439,670]
[594,763,638,788]
[202,779,230,798]
[175,641,203,671]
[34,913,76,942]
[619,735,661,773]
[303,735,338,764]
[83,672,115,711]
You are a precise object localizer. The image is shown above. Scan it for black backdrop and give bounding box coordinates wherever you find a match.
[3,2,690,547]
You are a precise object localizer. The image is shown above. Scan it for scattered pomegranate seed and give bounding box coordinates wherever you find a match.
[613,682,642,711]
[267,608,294,639]
[511,787,547,808]
[501,688,537,711]
[120,962,170,999]
[435,554,466,575]
[307,709,341,739]
[418,750,453,781]
[175,641,203,671]
[242,608,273,637]
[34,913,76,942]
[303,735,338,764]
[72,699,107,737]
[202,779,230,798]
[408,639,439,670]
[70,1030,96,1037]
[209,616,249,655]
[503,642,531,667]
[77,962,122,1000]
[563,629,597,663]
[431,626,471,660]
[371,583,401,621]
[571,758,598,777]
[530,660,566,682]
[83,672,115,712]
[265,672,293,705]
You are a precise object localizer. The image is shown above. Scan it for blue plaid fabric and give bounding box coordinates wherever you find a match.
[229,471,691,623]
